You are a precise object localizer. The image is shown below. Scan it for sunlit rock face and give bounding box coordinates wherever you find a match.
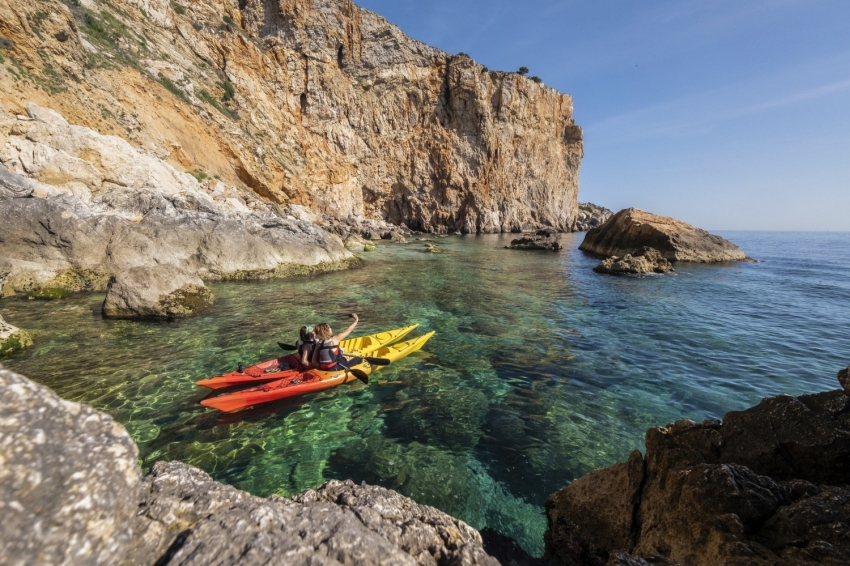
[0,0,582,234]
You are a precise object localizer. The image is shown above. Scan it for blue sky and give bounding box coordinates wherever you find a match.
[356,0,850,231]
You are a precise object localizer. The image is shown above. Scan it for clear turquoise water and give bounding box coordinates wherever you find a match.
[2,231,849,556]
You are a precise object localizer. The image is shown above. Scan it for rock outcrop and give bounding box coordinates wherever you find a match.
[0,0,583,234]
[102,265,214,319]
[545,367,850,566]
[0,366,141,565]
[0,314,32,356]
[593,247,674,275]
[571,203,613,232]
[0,366,500,565]
[506,228,563,251]
[0,104,356,295]
[579,208,748,263]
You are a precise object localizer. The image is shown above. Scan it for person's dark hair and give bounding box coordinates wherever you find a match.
[300,326,314,341]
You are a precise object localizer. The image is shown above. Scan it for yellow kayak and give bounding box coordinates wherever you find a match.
[341,324,418,356]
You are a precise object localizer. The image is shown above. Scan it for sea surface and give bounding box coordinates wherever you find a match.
[3,231,849,556]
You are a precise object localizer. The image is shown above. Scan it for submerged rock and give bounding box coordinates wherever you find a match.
[0,314,33,356]
[545,369,850,566]
[102,265,214,319]
[593,247,674,275]
[507,228,563,251]
[580,208,748,262]
[0,367,501,565]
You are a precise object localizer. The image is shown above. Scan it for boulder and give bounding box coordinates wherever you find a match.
[593,247,674,275]
[0,314,33,357]
[507,228,562,251]
[579,208,748,262]
[839,366,850,396]
[571,203,613,232]
[0,367,501,565]
[0,367,140,565]
[545,370,850,566]
[102,265,214,319]
[344,234,367,252]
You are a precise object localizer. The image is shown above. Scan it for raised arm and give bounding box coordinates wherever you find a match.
[333,313,359,344]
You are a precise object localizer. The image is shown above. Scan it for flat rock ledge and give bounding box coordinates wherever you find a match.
[0,366,500,566]
[545,366,850,566]
[507,228,563,251]
[102,266,214,319]
[579,208,749,263]
[593,247,674,276]
[0,314,33,357]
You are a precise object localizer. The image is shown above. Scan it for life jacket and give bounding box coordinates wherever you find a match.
[315,339,345,370]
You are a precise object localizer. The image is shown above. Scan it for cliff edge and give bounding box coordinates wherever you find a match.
[0,0,582,233]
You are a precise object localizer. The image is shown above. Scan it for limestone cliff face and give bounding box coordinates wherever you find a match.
[0,0,582,233]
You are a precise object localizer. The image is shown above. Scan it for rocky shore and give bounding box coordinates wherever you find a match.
[580,209,748,263]
[0,366,502,565]
[545,367,850,566]
[0,103,357,302]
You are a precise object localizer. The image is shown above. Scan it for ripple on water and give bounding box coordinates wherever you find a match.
[2,231,849,557]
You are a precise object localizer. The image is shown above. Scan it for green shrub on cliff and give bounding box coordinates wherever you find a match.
[518,66,529,75]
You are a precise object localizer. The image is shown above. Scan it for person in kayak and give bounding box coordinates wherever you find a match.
[312,314,362,371]
[274,326,316,372]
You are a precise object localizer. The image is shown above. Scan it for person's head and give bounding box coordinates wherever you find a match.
[313,323,333,340]
[299,326,314,341]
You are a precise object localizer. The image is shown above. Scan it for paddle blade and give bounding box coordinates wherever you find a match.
[278,342,297,351]
[350,369,369,384]
[363,357,391,366]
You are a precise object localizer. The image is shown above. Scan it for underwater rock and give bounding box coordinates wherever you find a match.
[545,369,850,566]
[593,247,674,275]
[102,265,214,319]
[506,228,562,251]
[0,367,501,565]
[0,367,140,565]
[0,314,33,357]
[580,208,748,262]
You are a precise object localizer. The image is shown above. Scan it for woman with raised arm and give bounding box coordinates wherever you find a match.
[311,314,361,371]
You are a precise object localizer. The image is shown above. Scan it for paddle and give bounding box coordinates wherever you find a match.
[348,368,370,385]
[276,343,390,366]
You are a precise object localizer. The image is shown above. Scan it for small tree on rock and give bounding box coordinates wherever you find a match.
[518,66,529,75]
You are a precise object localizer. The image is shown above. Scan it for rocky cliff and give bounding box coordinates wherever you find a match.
[0,365,502,565]
[0,0,583,234]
